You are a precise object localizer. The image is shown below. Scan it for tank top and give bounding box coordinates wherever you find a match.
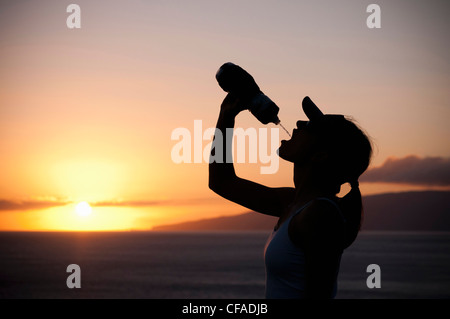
[264,197,345,299]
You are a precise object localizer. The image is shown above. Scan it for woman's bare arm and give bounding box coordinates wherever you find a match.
[208,94,294,217]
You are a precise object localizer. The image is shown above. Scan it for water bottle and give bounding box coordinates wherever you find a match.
[215,62,281,125]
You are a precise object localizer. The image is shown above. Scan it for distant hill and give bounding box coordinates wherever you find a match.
[153,211,276,232]
[361,190,450,231]
[152,191,450,232]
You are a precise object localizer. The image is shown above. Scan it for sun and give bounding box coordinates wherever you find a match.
[75,201,92,217]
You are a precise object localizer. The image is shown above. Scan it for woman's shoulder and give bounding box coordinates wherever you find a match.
[292,198,343,224]
[288,198,345,251]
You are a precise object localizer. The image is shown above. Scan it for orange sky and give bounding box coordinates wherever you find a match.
[1,1,449,231]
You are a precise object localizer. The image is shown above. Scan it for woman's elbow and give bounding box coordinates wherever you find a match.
[208,169,224,193]
[208,179,222,194]
[208,175,233,196]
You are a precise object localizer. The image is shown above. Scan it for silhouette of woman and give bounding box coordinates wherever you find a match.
[209,94,372,299]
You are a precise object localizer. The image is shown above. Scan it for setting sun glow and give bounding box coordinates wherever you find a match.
[75,201,92,217]
[0,1,448,232]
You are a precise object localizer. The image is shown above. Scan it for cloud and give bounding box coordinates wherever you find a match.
[0,199,69,211]
[91,197,221,207]
[361,155,450,186]
[0,197,222,211]
[91,200,161,207]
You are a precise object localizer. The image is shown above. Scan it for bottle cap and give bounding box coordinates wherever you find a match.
[273,116,280,125]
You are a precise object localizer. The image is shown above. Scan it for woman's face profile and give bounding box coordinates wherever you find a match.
[277,120,318,164]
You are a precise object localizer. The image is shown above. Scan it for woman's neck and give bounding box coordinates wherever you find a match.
[289,185,322,213]
[291,165,334,212]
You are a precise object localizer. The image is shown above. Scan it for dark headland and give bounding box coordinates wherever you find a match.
[153,191,450,232]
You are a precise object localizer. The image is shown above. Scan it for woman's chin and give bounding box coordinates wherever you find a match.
[277,145,293,162]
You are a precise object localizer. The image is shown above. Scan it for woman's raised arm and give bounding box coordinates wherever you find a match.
[208,94,294,217]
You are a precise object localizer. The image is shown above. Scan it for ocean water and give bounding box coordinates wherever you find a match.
[0,231,449,299]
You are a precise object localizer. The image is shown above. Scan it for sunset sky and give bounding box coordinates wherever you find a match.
[1,0,449,231]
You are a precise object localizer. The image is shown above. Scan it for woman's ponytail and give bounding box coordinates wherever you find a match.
[311,115,372,249]
[338,180,363,249]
